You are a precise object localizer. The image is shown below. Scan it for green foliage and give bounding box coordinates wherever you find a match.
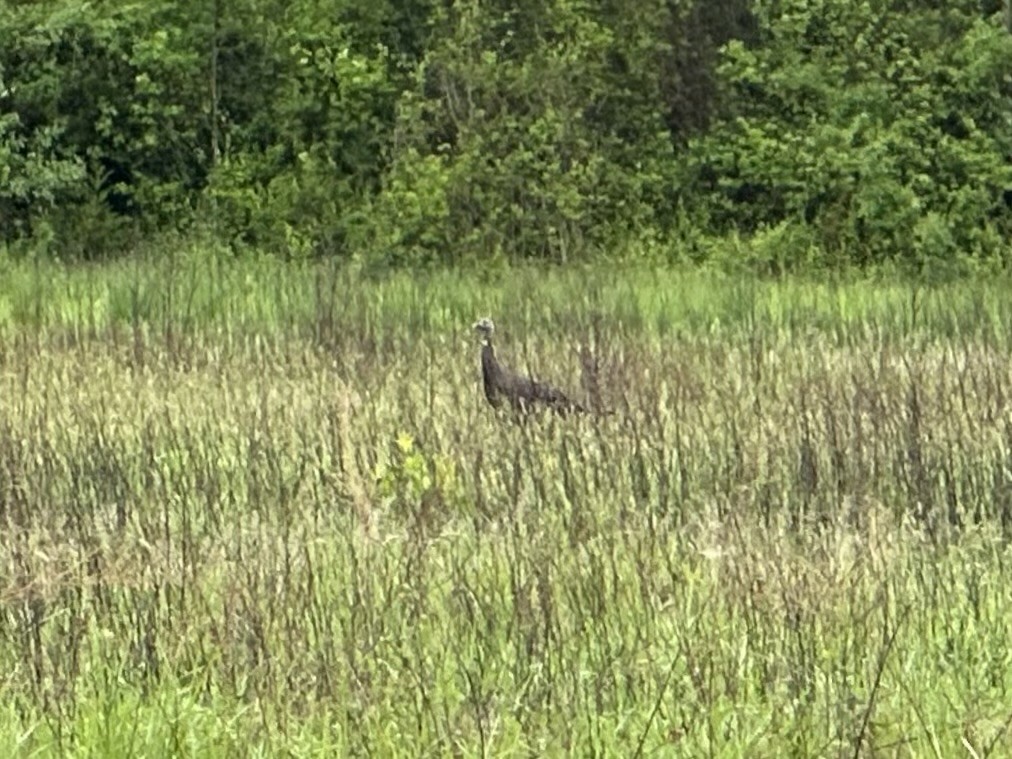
[0,81,86,243]
[205,7,403,256]
[687,0,1012,265]
[375,432,464,525]
[370,0,676,265]
[0,0,1008,267]
[0,0,409,258]
[0,1,211,252]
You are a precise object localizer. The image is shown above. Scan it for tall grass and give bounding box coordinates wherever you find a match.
[1,250,1012,755]
[2,243,1012,344]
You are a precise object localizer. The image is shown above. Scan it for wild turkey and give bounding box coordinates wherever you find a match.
[472,317,586,414]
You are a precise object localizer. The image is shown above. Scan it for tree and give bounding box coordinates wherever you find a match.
[685,0,1012,265]
[367,0,676,265]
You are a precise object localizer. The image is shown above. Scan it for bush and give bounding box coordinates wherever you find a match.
[686,1,1012,264]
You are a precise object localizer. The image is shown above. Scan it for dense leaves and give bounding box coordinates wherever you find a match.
[688,0,1012,265]
[0,0,1008,266]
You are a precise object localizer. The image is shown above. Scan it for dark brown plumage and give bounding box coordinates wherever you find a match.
[472,317,586,415]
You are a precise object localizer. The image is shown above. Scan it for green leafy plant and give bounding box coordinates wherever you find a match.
[374,432,464,527]
[687,0,1012,265]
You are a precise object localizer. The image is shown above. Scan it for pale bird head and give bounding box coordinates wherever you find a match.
[472,317,495,341]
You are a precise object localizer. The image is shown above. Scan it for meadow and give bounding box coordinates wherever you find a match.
[1,247,1012,756]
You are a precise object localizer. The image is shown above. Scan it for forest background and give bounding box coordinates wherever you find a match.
[2,0,1010,272]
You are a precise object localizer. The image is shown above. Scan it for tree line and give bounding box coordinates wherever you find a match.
[1,0,1010,268]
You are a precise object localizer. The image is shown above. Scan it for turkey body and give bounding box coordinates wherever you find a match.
[478,336,584,415]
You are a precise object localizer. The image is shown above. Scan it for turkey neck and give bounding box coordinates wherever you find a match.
[480,341,501,397]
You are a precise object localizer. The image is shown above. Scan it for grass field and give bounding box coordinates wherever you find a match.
[1,248,1012,756]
